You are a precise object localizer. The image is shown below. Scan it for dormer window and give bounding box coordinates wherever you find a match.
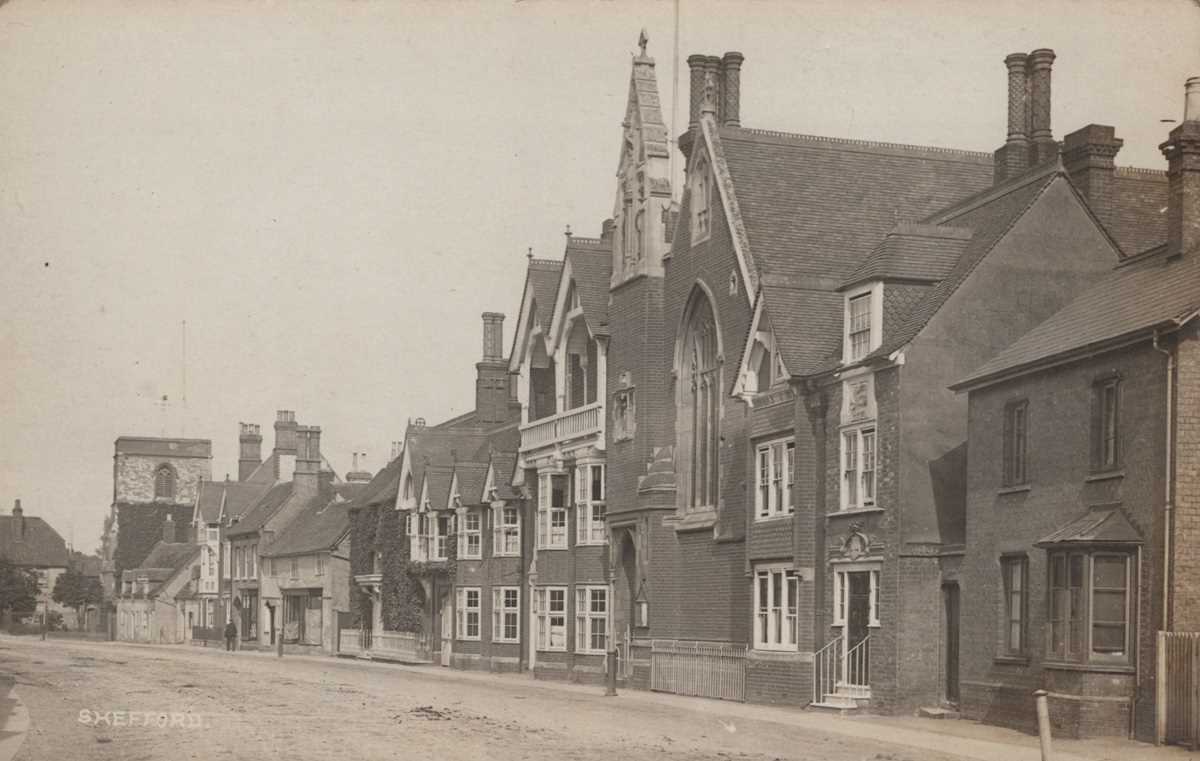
[844,284,882,363]
[690,152,711,244]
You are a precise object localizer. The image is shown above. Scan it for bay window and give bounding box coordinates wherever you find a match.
[1047,550,1132,664]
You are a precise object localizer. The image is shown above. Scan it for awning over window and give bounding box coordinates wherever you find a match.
[1035,506,1143,548]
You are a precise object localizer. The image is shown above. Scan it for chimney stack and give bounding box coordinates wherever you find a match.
[12,499,23,541]
[390,441,403,461]
[346,452,373,485]
[477,313,515,424]
[293,425,322,496]
[238,422,263,481]
[720,52,744,127]
[994,49,1058,183]
[1062,124,1124,236]
[1160,76,1200,258]
[163,514,176,544]
[1028,49,1057,165]
[274,410,298,455]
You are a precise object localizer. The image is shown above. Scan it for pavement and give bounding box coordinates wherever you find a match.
[0,675,29,761]
[0,634,1195,761]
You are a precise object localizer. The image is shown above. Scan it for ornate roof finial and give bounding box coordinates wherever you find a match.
[564,224,573,239]
[526,246,533,260]
[638,28,648,57]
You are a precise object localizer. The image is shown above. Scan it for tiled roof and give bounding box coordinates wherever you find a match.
[760,285,844,376]
[243,452,280,484]
[487,451,520,501]
[956,248,1200,389]
[0,515,69,568]
[842,224,973,289]
[453,463,489,505]
[136,541,201,573]
[194,480,271,524]
[529,259,564,334]
[1036,506,1143,547]
[564,237,612,337]
[263,483,366,558]
[868,167,1061,361]
[1110,167,1168,256]
[716,126,993,285]
[114,437,212,459]
[226,481,293,537]
[424,466,455,510]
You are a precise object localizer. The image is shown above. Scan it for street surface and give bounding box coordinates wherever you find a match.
[0,636,974,761]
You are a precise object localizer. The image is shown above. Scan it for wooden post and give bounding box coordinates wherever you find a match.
[1157,631,1167,744]
[605,646,618,697]
[1034,689,1053,761]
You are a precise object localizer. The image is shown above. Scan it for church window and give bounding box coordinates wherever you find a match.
[677,290,720,510]
[154,464,176,500]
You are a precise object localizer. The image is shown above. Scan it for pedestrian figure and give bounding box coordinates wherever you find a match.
[224,621,237,651]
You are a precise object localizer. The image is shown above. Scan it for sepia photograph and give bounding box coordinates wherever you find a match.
[1,0,1199,759]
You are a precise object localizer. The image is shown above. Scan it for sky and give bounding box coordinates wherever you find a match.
[2,0,1198,553]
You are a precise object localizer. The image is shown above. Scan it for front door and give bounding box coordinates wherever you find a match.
[844,572,871,689]
[943,583,960,705]
[440,593,452,667]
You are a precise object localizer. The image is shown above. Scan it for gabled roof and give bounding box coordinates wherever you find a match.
[194,480,272,524]
[352,456,403,510]
[1036,506,1143,547]
[422,466,455,511]
[262,483,367,558]
[0,514,70,568]
[138,541,201,572]
[508,258,564,372]
[226,481,293,538]
[484,451,520,502]
[867,167,1064,362]
[955,248,1200,390]
[842,224,973,289]
[710,124,993,291]
[452,463,489,506]
[550,236,613,347]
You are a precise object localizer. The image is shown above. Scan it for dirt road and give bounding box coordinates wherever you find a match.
[0,636,971,761]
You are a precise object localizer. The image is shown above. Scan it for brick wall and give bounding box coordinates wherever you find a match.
[1173,323,1200,631]
[960,341,1167,739]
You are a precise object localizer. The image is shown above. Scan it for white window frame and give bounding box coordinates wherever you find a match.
[459,511,482,559]
[534,586,567,652]
[575,463,607,546]
[493,505,521,556]
[492,587,520,643]
[755,437,795,519]
[843,283,883,363]
[840,425,877,511]
[575,586,609,654]
[456,587,481,641]
[832,563,881,628]
[752,565,799,651]
[315,554,324,577]
[537,474,568,550]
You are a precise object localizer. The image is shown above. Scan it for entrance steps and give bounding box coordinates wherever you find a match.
[917,705,961,720]
[809,691,870,715]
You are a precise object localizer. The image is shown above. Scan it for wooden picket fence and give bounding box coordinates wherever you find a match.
[1158,631,1200,747]
[650,639,747,702]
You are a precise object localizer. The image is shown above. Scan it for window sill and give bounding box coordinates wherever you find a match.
[535,546,569,552]
[459,556,483,562]
[1042,660,1134,675]
[993,654,1030,666]
[827,507,884,519]
[754,513,794,524]
[492,552,521,559]
[748,648,808,661]
[1085,470,1125,483]
[575,540,609,548]
[997,484,1032,495]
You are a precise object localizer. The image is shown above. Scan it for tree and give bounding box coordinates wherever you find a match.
[0,557,39,618]
[52,569,103,629]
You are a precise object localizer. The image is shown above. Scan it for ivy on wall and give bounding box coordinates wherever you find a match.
[114,504,194,579]
[347,505,456,633]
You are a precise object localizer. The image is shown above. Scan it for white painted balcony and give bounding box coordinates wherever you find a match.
[520,401,603,453]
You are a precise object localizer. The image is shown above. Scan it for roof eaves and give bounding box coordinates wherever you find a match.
[701,116,757,305]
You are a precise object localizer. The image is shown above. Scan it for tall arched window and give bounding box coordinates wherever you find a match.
[677,290,720,510]
[154,464,176,500]
[691,153,711,243]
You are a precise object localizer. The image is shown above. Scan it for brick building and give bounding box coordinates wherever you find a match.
[951,78,1200,740]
